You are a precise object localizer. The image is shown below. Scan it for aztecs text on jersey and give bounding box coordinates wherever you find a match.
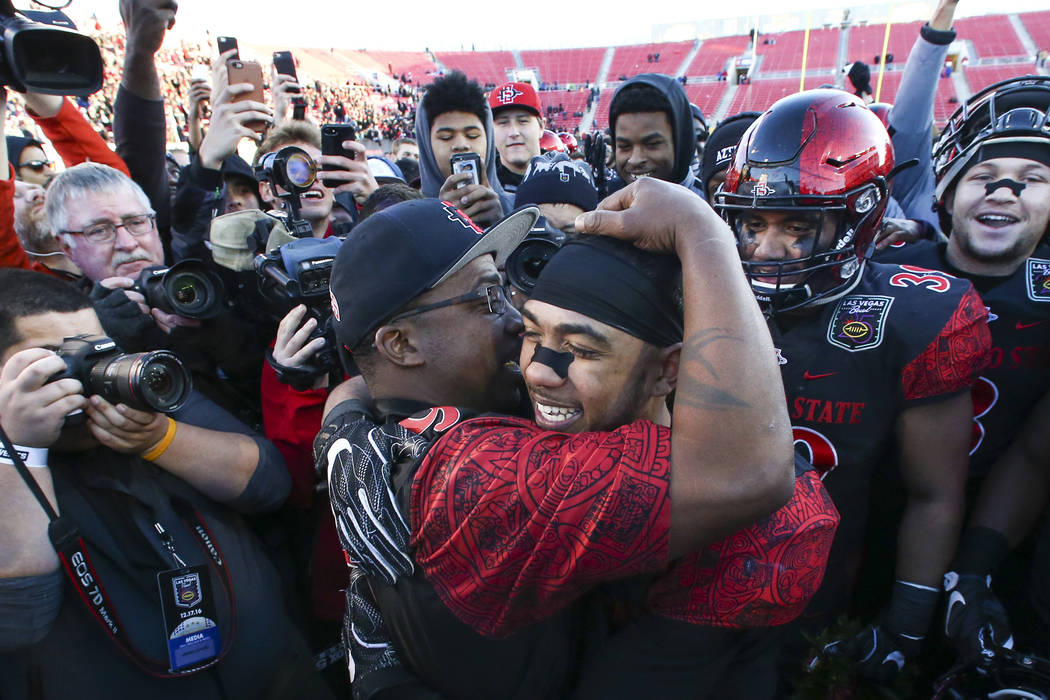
[878,241,1050,478]
[772,261,990,542]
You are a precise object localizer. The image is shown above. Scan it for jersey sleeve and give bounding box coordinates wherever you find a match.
[902,284,992,403]
[410,416,672,637]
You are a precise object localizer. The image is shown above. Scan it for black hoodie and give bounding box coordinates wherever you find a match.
[606,73,701,196]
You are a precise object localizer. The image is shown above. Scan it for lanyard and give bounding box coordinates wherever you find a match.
[0,426,237,677]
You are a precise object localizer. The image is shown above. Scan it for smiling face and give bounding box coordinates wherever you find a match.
[945,157,1050,276]
[430,110,488,179]
[520,300,672,433]
[493,107,543,174]
[614,111,676,184]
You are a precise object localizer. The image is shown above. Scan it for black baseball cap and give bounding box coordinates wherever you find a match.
[330,199,539,350]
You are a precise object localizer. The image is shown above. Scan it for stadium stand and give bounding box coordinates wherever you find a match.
[954,15,1027,59]
[964,64,1043,94]
[685,82,730,118]
[434,50,515,85]
[728,77,802,113]
[608,41,695,79]
[846,21,925,67]
[540,89,591,132]
[755,27,840,73]
[520,48,605,86]
[1020,10,1050,54]
[591,90,615,130]
[685,35,752,77]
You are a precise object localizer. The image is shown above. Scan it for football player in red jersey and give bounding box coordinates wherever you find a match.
[878,75,1050,662]
[315,191,800,698]
[715,88,993,683]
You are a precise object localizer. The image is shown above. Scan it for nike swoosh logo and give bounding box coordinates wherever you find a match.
[804,371,838,380]
[946,590,966,635]
[1016,320,1049,330]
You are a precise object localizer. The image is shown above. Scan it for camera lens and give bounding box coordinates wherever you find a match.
[93,350,191,413]
[285,153,316,189]
[506,239,559,294]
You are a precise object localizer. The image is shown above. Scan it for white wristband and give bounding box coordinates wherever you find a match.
[0,444,49,468]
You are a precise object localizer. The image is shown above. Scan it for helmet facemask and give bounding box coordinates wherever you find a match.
[718,177,888,315]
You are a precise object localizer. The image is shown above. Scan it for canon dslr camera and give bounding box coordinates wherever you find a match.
[51,336,192,414]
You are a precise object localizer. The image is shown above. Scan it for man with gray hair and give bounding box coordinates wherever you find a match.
[50,162,164,284]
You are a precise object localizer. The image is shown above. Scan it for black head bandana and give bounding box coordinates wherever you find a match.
[984,178,1026,197]
[531,345,573,379]
[530,239,683,348]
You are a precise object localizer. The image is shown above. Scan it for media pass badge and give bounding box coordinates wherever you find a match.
[157,565,221,671]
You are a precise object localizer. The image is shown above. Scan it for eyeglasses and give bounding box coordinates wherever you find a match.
[62,214,157,245]
[19,160,52,172]
[388,284,509,323]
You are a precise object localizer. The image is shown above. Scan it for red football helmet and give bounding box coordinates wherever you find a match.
[716,89,894,313]
[557,131,578,153]
[868,102,892,129]
[540,130,566,154]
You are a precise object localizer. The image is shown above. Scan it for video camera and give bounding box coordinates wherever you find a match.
[254,146,317,238]
[505,220,566,294]
[0,2,103,96]
[134,260,226,320]
[51,336,192,414]
[254,236,342,380]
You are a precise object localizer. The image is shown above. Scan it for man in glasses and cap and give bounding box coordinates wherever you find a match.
[318,181,799,697]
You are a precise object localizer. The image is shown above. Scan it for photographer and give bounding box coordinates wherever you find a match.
[0,268,331,699]
[51,163,266,428]
[415,71,510,226]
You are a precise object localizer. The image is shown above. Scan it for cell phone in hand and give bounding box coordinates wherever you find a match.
[226,59,266,134]
[320,124,358,188]
[273,50,306,119]
[450,152,482,188]
[217,36,239,61]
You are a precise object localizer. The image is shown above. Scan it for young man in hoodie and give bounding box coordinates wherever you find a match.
[413,71,511,226]
[607,73,703,196]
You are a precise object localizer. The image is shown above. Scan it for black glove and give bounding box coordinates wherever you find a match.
[944,526,1014,662]
[944,572,1014,662]
[822,623,923,683]
[320,417,426,585]
[89,282,166,351]
[820,579,939,682]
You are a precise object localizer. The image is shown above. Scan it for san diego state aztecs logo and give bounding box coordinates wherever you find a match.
[827,295,893,351]
[1025,258,1050,302]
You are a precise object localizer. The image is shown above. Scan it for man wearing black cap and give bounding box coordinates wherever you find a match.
[697,111,761,200]
[318,181,796,697]
[877,75,1050,662]
[514,154,598,234]
[5,136,53,186]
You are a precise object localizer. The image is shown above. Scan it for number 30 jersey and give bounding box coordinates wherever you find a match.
[772,260,991,558]
[878,240,1050,479]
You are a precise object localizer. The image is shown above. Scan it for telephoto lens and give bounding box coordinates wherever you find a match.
[90,350,192,413]
[505,222,565,294]
[54,337,192,413]
[135,260,226,320]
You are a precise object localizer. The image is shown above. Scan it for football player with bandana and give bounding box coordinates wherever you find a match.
[877,75,1050,662]
[714,88,993,685]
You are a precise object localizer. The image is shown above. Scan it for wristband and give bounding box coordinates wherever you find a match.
[0,444,49,468]
[883,579,940,639]
[141,417,177,461]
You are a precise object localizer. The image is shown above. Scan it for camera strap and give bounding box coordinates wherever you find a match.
[0,425,236,677]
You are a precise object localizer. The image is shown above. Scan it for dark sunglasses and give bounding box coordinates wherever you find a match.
[19,160,52,172]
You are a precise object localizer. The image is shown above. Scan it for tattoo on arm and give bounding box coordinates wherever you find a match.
[676,328,749,409]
